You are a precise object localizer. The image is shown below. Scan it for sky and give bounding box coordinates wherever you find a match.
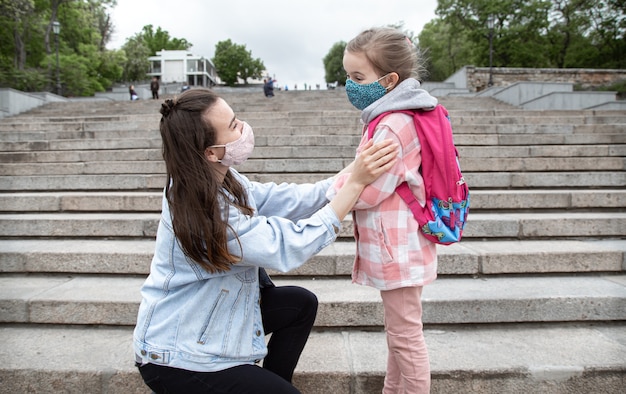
[106,0,439,90]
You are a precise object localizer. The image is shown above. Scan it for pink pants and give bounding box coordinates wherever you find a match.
[380,286,430,394]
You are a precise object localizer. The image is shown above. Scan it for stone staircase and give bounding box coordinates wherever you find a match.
[0,88,625,393]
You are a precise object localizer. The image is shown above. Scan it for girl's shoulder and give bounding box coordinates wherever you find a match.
[371,111,417,142]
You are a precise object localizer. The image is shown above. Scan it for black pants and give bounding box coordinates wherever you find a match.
[137,285,318,393]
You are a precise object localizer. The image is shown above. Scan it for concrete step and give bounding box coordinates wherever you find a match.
[2,171,625,191]
[2,156,624,175]
[2,113,625,133]
[1,121,624,140]
[1,144,624,163]
[0,157,626,176]
[1,239,624,276]
[2,132,624,153]
[243,171,626,189]
[2,322,623,393]
[0,212,624,240]
[2,189,624,213]
[1,274,624,326]
[4,107,623,122]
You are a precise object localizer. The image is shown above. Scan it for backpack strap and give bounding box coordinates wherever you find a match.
[366,110,414,139]
[396,182,422,218]
[366,109,429,222]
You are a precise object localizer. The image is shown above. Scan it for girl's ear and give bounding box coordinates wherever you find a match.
[384,72,400,90]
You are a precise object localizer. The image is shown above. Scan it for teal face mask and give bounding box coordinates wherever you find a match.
[345,75,389,110]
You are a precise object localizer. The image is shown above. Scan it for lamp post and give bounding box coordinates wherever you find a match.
[52,20,61,95]
[487,15,494,87]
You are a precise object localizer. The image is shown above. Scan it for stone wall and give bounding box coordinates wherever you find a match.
[455,66,626,92]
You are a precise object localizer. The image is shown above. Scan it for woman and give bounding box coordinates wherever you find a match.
[133,88,398,393]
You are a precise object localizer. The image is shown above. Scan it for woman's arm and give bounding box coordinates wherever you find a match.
[328,139,397,220]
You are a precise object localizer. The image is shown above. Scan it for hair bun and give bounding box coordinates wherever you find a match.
[160,99,175,117]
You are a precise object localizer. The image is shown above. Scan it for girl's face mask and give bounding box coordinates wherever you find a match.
[210,121,255,166]
[345,74,390,110]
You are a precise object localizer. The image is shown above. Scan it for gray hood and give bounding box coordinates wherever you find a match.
[361,78,438,124]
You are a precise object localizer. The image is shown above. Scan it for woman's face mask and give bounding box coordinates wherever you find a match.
[210,121,255,166]
[345,74,390,110]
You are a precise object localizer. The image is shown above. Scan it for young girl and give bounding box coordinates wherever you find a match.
[133,88,398,394]
[328,27,439,393]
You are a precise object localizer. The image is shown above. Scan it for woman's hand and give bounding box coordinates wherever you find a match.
[350,139,398,186]
[328,139,397,220]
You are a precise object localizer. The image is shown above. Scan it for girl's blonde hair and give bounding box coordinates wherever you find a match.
[346,27,426,82]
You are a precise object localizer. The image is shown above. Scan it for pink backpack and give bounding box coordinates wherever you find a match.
[367,105,470,245]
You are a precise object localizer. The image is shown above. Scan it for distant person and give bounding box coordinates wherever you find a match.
[129,85,138,101]
[327,27,439,393]
[264,77,275,97]
[150,77,160,99]
[133,88,398,394]
[181,82,190,92]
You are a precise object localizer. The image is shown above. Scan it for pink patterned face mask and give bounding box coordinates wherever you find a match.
[210,121,255,166]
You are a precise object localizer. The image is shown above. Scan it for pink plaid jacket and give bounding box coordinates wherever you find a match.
[328,112,437,290]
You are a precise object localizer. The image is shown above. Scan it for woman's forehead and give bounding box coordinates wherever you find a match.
[205,98,234,125]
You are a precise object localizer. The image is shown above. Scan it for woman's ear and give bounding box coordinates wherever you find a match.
[204,147,221,162]
[384,72,400,90]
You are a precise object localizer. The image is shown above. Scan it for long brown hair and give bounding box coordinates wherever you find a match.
[159,88,253,272]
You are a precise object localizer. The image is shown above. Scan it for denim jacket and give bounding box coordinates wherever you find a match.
[133,169,339,372]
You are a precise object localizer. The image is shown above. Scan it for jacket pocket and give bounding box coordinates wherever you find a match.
[197,289,229,345]
[378,217,394,264]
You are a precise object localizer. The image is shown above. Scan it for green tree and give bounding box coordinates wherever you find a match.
[0,0,122,95]
[134,24,191,56]
[212,39,265,86]
[323,41,346,85]
[117,25,191,83]
[418,0,625,80]
[120,36,150,82]
[418,19,473,81]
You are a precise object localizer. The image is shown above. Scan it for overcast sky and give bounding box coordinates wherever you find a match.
[107,0,439,90]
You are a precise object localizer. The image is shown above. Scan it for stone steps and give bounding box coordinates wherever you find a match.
[2,323,623,394]
[3,171,623,191]
[2,144,625,162]
[1,239,624,276]
[0,89,624,393]
[2,113,625,130]
[1,212,624,240]
[2,274,625,327]
[2,157,624,176]
[1,189,624,212]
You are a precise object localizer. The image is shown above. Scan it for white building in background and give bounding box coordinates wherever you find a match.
[147,50,218,87]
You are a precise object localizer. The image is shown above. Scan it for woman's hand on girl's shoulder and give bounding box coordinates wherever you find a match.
[351,139,398,186]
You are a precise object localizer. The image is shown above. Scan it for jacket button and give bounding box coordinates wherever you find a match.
[140,350,147,356]
[150,354,161,360]
[256,330,261,336]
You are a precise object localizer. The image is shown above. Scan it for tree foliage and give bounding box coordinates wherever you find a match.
[212,39,265,86]
[323,41,347,85]
[120,25,192,83]
[0,0,123,96]
[133,24,191,56]
[0,1,194,95]
[418,0,625,81]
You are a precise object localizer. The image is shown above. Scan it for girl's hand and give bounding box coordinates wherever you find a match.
[350,139,398,186]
